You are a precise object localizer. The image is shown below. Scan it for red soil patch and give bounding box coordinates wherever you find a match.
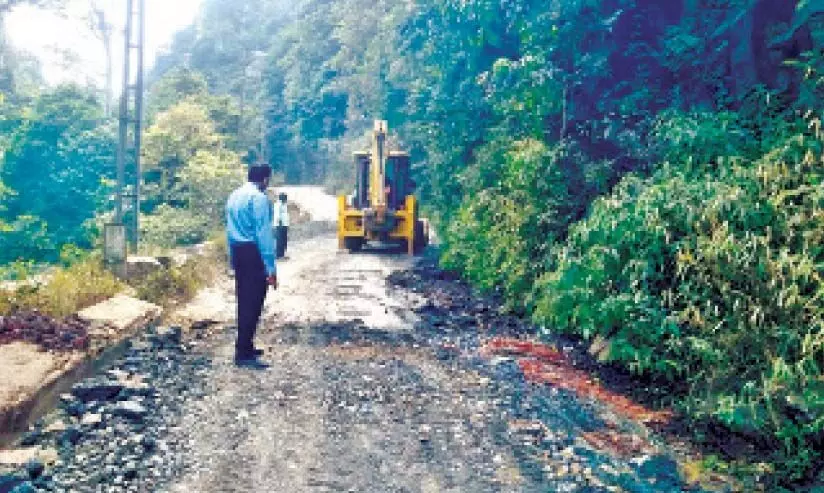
[0,312,90,352]
[581,429,655,457]
[482,337,672,426]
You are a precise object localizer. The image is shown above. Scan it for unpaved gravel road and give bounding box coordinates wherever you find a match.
[166,236,507,492]
[161,188,696,493]
[4,187,708,493]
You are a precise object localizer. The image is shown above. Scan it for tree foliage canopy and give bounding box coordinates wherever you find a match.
[3,0,824,485]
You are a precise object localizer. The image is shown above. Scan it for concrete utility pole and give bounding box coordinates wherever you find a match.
[114,0,145,253]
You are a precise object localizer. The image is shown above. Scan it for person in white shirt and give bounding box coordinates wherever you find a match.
[273,192,290,259]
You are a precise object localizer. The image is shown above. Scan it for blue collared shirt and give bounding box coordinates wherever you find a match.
[226,182,276,275]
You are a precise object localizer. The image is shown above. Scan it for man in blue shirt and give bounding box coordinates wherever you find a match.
[226,164,277,368]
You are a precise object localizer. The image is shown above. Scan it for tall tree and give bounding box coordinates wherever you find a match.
[1,85,115,262]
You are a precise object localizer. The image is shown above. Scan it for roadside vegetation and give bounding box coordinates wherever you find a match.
[0,253,124,318]
[0,18,245,315]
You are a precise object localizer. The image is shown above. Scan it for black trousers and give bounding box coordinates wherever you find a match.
[276,225,288,258]
[230,242,267,358]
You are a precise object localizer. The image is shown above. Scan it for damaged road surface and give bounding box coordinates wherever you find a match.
[166,234,518,493]
[166,225,697,493]
[3,193,706,493]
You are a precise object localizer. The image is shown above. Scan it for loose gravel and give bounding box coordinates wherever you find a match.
[2,228,708,493]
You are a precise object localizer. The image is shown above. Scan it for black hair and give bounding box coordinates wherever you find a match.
[278,193,287,201]
[248,165,272,183]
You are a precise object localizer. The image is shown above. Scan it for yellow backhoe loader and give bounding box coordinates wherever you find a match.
[337,120,429,254]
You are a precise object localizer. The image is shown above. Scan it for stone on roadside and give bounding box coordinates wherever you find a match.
[111,401,148,422]
[65,400,86,417]
[140,436,156,451]
[71,380,124,402]
[150,326,182,348]
[58,393,75,406]
[24,458,44,479]
[43,421,67,434]
[118,379,155,399]
[60,426,82,446]
[123,461,138,480]
[18,431,41,447]
[107,369,130,380]
[10,481,36,493]
[81,413,103,427]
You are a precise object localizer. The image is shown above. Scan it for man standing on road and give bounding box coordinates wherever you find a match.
[273,192,290,259]
[226,164,277,368]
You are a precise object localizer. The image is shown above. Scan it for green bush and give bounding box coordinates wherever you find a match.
[0,258,125,317]
[0,259,36,281]
[441,139,563,309]
[534,122,824,484]
[131,245,223,307]
[140,205,211,248]
[133,261,203,306]
[441,138,610,311]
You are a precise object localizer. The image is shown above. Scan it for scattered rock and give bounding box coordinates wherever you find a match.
[118,379,155,399]
[434,342,460,361]
[106,369,130,380]
[24,458,44,479]
[18,431,40,447]
[31,475,55,491]
[9,481,36,493]
[43,421,67,434]
[122,461,138,480]
[60,426,82,446]
[71,380,124,402]
[65,400,85,417]
[151,326,182,347]
[0,448,57,468]
[81,413,103,427]
[140,436,156,451]
[111,400,148,422]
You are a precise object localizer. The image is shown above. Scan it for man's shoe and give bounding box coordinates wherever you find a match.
[234,357,270,369]
[236,347,263,357]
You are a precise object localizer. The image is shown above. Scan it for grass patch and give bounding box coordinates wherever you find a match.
[132,261,205,307]
[131,237,225,308]
[1,227,230,316]
[0,257,125,317]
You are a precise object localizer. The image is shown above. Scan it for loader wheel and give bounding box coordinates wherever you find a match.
[413,221,428,254]
[344,237,364,252]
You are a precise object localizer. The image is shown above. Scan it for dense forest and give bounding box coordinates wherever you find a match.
[2,0,824,487]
